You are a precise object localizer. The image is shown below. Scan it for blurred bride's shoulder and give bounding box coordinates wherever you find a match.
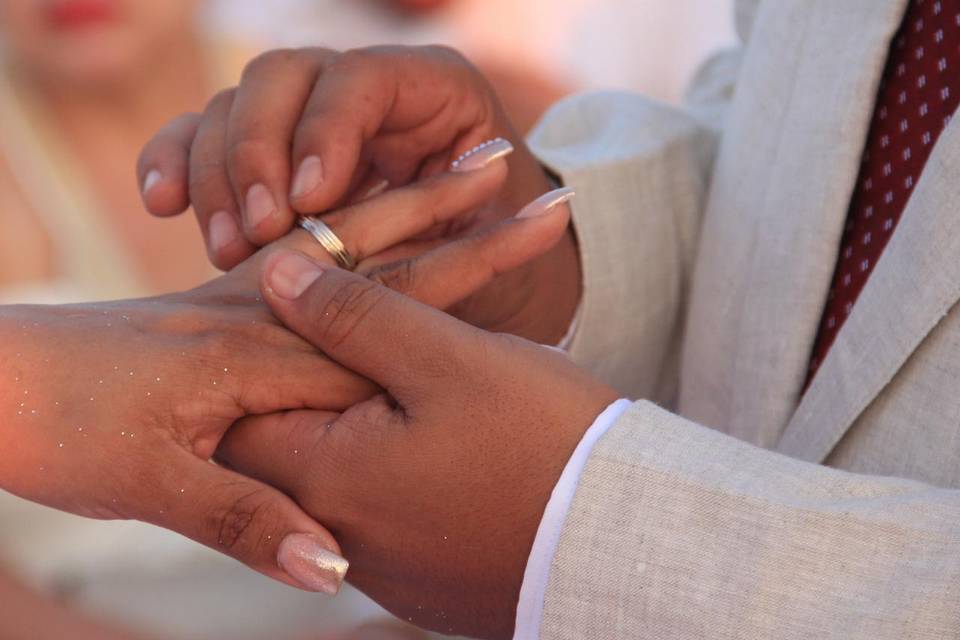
[0,133,56,290]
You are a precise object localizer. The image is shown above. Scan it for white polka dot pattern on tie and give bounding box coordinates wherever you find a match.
[807,0,960,381]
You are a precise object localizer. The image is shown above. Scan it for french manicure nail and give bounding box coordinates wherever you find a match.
[143,169,162,194]
[208,211,239,254]
[268,252,327,299]
[359,179,390,202]
[278,533,348,595]
[515,187,576,219]
[246,184,278,230]
[450,138,515,172]
[291,156,324,199]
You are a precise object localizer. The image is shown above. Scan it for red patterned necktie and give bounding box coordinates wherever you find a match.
[807,0,960,383]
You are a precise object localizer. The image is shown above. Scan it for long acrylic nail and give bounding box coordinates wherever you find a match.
[515,187,576,219]
[359,179,390,202]
[278,533,348,595]
[245,184,278,230]
[142,169,162,194]
[208,211,239,254]
[267,252,327,299]
[291,156,324,200]
[451,138,515,172]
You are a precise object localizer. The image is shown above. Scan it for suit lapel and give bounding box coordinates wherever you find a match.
[778,119,960,462]
[725,0,908,446]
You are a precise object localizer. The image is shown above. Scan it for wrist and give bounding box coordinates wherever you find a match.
[0,311,40,491]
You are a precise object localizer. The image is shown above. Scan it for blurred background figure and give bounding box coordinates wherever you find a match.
[0,0,219,303]
[0,0,734,638]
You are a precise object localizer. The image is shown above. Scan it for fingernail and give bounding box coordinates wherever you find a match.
[268,251,327,299]
[450,138,515,172]
[359,179,390,202]
[291,156,324,200]
[515,187,576,219]
[142,169,162,194]
[208,211,239,254]
[278,533,348,595]
[245,183,278,230]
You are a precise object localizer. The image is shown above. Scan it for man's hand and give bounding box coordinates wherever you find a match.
[216,250,619,639]
[137,45,582,345]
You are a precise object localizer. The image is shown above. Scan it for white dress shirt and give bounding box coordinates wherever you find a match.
[513,398,632,639]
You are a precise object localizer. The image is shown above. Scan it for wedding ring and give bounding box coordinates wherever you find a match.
[297,216,356,271]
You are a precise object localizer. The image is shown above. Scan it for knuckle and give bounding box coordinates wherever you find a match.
[333,47,378,71]
[208,485,277,552]
[316,279,387,349]
[162,111,202,137]
[225,137,274,175]
[187,163,229,202]
[422,43,469,65]
[241,48,298,80]
[204,88,236,115]
[369,260,418,297]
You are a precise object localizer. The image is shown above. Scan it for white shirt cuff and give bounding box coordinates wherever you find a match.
[513,398,633,640]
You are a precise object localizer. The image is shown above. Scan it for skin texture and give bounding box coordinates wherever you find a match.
[0,161,576,598]
[138,45,582,345]
[216,253,619,639]
[0,151,567,608]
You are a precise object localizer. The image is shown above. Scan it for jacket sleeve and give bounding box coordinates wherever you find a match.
[525,2,750,404]
[540,401,960,640]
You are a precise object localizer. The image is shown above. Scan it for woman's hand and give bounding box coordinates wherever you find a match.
[0,279,351,594]
[215,251,619,639]
[137,45,582,345]
[0,160,572,598]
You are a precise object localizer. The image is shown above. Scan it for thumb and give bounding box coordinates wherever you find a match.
[260,249,480,398]
[144,451,348,595]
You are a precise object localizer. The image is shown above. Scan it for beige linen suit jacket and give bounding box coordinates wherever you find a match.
[527,0,960,637]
